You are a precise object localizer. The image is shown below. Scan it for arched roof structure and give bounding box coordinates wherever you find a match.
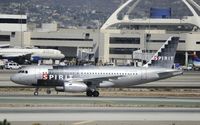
[101,0,200,29]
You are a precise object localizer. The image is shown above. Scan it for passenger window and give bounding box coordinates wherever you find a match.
[25,71,28,74]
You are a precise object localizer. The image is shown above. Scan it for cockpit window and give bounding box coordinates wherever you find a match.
[18,70,28,74]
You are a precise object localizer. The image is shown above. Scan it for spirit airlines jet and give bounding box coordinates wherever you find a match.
[0,48,65,64]
[11,37,182,97]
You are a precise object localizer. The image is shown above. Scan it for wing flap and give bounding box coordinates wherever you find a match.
[66,75,122,85]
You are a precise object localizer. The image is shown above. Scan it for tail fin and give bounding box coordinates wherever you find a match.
[143,36,179,68]
[192,54,200,62]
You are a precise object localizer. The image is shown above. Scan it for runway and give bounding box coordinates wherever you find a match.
[1,107,200,125]
[1,107,200,121]
[1,96,200,124]
[1,95,200,107]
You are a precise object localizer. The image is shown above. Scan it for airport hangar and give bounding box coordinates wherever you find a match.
[0,0,200,66]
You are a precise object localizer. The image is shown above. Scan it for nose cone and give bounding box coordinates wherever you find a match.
[10,74,22,85]
[60,54,65,59]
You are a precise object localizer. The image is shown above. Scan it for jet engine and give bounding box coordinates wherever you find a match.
[99,81,114,87]
[55,82,88,92]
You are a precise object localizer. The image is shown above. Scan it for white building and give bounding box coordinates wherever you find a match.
[0,14,27,32]
[1,0,200,66]
[99,0,200,65]
[0,14,27,46]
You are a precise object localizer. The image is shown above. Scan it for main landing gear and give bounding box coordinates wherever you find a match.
[86,90,99,97]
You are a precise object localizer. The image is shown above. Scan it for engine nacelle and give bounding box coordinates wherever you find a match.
[99,81,114,88]
[55,82,88,92]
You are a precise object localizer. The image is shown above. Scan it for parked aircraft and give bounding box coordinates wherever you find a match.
[0,44,10,48]
[192,54,200,70]
[0,48,65,64]
[10,37,183,97]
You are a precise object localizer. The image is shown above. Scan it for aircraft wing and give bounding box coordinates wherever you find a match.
[67,75,122,86]
[86,75,121,81]
[0,53,32,58]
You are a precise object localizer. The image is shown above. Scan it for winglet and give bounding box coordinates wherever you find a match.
[143,36,179,68]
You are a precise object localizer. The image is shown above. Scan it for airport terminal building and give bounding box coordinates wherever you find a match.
[1,0,200,66]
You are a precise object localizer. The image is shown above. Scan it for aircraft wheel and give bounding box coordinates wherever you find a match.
[34,91,39,96]
[86,90,93,97]
[93,91,99,97]
[46,89,51,94]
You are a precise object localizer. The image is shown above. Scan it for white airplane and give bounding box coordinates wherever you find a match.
[192,54,200,70]
[0,48,65,64]
[10,37,183,97]
[0,44,10,48]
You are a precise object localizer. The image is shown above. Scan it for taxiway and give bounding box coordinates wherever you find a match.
[1,107,200,121]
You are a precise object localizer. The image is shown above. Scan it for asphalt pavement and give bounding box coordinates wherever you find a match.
[0,107,200,124]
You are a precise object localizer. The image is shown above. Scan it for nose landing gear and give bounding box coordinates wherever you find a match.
[34,87,39,96]
[33,88,52,96]
[46,89,51,94]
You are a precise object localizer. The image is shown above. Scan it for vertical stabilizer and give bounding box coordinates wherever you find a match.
[143,37,179,68]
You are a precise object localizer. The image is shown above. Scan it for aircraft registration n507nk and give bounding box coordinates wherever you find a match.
[11,37,183,97]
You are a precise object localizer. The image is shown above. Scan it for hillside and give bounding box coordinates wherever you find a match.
[0,0,199,28]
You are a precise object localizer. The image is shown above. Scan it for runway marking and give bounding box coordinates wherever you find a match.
[73,120,94,125]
